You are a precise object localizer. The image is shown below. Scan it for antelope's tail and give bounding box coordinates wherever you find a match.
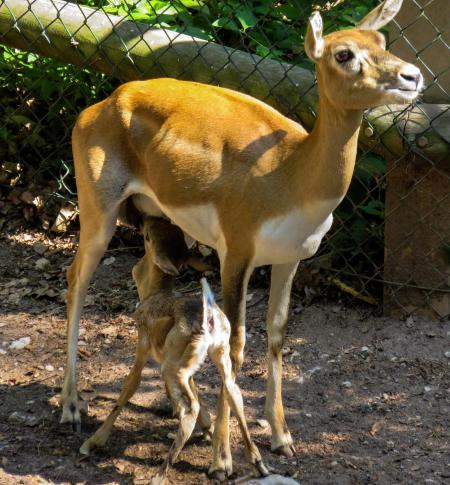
[201,277,216,333]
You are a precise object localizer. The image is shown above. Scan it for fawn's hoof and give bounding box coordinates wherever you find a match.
[272,443,295,458]
[254,460,270,477]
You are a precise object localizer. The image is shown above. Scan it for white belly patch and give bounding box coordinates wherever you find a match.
[253,200,340,266]
[127,180,339,267]
[160,203,221,249]
[125,181,221,249]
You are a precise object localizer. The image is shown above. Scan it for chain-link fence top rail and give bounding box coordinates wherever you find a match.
[0,0,449,317]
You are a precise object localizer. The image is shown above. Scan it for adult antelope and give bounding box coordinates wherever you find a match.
[61,0,422,478]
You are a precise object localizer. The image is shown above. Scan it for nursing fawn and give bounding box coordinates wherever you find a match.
[80,218,268,483]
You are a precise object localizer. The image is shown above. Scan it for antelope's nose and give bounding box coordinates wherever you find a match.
[399,64,423,90]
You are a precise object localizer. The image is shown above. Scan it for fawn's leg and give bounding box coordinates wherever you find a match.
[80,328,150,454]
[189,376,213,440]
[61,205,119,430]
[209,252,252,481]
[265,261,299,456]
[152,350,201,485]
[211,345,268,478]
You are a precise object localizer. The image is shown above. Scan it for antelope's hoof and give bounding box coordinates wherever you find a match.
[60,398,88,433]
[272,443,296,458]
[208,448,232,482]
[208,468,233,483]
[254,459,270,477]
[208,469,228,482]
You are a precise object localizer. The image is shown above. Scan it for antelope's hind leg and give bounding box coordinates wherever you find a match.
[61,204,121,430]
[80,328,150,454]
[61,118,135,429]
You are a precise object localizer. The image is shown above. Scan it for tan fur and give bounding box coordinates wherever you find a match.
[132,217,211,302]
[62,0,422,477]
[80,259,268,483]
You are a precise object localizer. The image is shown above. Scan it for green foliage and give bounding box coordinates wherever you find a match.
[0,46,116,197]
[82,1,378,65]
[331,152,386,280]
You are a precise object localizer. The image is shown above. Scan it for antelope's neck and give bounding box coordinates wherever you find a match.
[301,97,363,201]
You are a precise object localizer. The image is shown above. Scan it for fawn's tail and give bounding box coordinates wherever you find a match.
[201,277,216,333]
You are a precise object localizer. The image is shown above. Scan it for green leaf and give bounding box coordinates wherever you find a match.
[179,0,204,8]
[359,200,384,217]
[182,24,213,40]
[212,18,240,31]
[235,6,258,30]
[356,154,386,184]
[40,79,56,99]
[0,126,9,140]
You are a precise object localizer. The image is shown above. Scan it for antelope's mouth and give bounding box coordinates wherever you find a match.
[384,87,421,102]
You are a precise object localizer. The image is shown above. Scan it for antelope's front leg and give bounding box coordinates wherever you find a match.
[265,261,299,456]
[209,253,252,481]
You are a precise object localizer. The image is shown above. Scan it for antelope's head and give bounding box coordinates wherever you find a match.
[305,0,423,110]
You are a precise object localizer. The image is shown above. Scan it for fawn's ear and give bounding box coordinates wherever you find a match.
[305,11,324,61]
[186,251,213,272]
[152,252,180,276]
[357,0,403,31]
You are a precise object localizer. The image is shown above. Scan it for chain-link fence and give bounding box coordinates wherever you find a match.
[0,0,449,318]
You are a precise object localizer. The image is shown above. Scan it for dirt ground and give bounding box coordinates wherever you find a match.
[1,227,449,485]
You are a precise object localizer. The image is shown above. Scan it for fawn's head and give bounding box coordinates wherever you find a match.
[305,0,423,110]
[143,217,190,276]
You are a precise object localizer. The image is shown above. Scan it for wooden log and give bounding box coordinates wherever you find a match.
[0,0,317,129]
[0,0,449,164]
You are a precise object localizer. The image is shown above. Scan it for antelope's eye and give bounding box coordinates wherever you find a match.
[335,49,354,63]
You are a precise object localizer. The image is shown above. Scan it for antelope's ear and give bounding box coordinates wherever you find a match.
[152,252,180,276]
[357,0,403,31]
[305,11,324,61]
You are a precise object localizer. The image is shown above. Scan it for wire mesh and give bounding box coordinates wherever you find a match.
[0,0,449,318]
